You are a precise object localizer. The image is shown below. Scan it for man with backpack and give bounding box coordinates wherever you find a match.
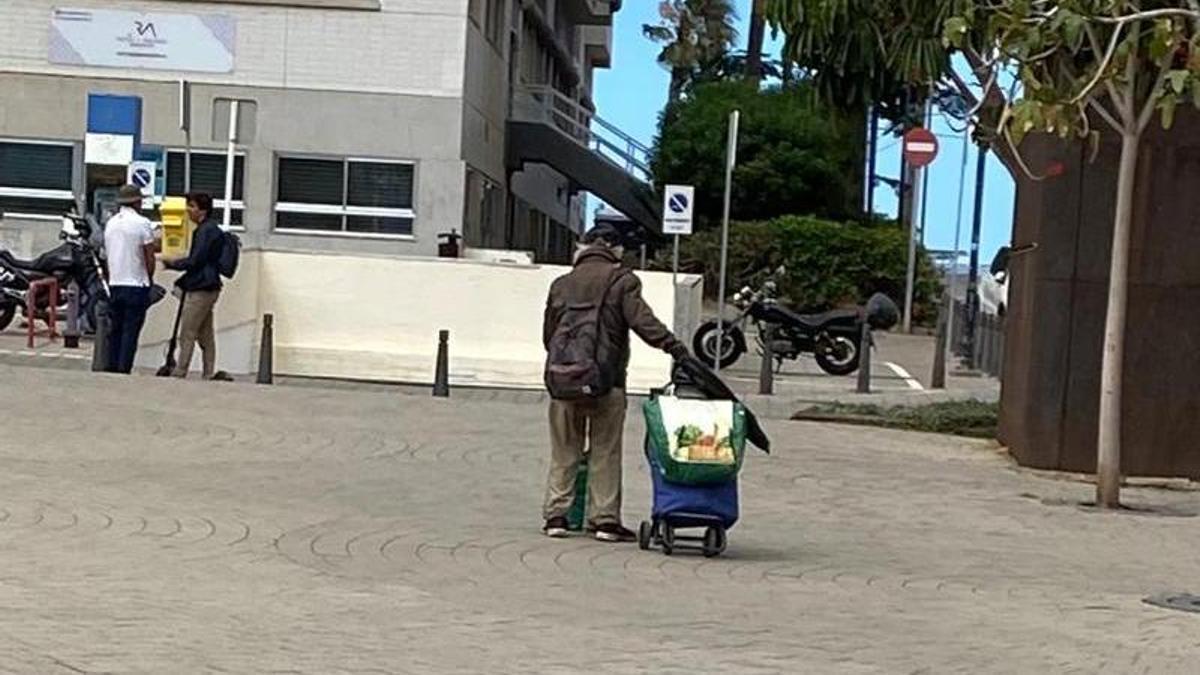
[165,192,236,380]
[541,223,689,542]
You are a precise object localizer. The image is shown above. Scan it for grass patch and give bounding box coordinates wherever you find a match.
[793,400,999,439]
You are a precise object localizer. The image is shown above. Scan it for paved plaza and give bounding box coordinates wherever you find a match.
[1,364,1198,673]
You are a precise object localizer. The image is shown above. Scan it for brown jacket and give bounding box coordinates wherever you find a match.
[543,247,682,390]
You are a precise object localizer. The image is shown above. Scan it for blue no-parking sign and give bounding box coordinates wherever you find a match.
[662,185,695,235]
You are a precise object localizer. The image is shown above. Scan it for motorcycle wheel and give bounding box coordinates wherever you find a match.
[0,302,14,332]
[815,333,861,376]
[692,322,746,370]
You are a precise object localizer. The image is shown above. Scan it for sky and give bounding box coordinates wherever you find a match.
[590,0,1016,267]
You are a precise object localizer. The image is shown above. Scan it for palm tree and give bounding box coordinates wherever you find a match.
[644,0,738,101]
[745,0,768,83]
[764,0,954,122]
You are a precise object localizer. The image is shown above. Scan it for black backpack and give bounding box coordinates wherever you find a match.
[217,230,240,279]
[544,267,627,400]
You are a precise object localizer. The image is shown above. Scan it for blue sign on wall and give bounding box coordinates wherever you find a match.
[86,94,143,153]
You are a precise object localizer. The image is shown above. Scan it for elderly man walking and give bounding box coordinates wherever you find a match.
[540,224,689,542]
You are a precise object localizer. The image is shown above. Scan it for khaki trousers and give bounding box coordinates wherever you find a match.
[172,289,220,379]
[543,389,628,527]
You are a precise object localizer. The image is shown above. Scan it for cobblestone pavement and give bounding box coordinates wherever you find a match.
[1,364,1198,674]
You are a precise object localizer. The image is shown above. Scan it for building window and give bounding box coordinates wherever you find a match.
[0,140,75,218]
[275,156,415,237]
[165,151,246,227]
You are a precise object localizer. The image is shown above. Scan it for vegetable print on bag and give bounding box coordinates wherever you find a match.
[644,396,747,486]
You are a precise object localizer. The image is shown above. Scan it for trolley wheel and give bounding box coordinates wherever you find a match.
[638,521,652,551]
[661,524,675,556]
[702,527,722,558]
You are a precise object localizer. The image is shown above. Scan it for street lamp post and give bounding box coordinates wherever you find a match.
[962,145,988,366]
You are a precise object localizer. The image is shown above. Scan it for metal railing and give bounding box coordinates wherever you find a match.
[950,299,1006,378]
[512,85,653,182]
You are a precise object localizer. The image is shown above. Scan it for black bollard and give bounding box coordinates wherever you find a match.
[256,314,274,385]
[433,330,450,397]
[856,321,872,394]
[63,282,80,349]
[90,311,111,372]
[931,296,948,389]
[758,324,775,395]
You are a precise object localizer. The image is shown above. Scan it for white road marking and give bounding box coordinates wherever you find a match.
[885,362,925,391]
[0,347,88,361]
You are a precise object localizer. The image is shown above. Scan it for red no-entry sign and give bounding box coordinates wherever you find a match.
[903,127,939,168]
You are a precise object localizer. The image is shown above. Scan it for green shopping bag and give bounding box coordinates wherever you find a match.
[644,396,747,486]
[567,458,588,531]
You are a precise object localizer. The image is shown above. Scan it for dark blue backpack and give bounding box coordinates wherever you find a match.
[217,231,240,279]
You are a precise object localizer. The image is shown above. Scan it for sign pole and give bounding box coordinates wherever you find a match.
[946,125,971,357]
[903,185,919,333]
[900,127,940,333]
[222,100,239,230]
[179,80,192,194]
[662,183,696,336]
[715,110,740,372]
[672,234,680,287]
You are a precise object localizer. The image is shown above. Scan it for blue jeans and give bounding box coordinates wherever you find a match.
[106,286,151,374]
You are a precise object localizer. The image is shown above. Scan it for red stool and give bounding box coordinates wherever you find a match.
[26,278,59,348]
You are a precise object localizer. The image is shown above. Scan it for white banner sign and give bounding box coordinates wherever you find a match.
[84,133,134,166]
[50,8,236,74]
[662,185,696,236]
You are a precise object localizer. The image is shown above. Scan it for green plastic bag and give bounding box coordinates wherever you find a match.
[567,458,588,531]
[644,396,747,486]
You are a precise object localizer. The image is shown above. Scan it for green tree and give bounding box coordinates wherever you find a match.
[680,215,941,319]
[946,2,1200,508]
[644,0,739,101]
[651,80,862,226]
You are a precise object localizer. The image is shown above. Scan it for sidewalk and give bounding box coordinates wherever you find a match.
[720,329,1000,419]
[0,363,1197,672]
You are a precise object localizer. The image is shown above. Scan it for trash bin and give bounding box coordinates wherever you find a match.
[437,229,462,258]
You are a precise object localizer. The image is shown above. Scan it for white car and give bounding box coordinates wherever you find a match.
[978,246,1014,317]
[978,270,1008,317]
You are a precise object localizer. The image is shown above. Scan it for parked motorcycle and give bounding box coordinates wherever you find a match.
[0,213,109,333]
[693,269,900,375]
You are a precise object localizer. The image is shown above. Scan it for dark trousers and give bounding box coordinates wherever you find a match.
[106,285,151,374]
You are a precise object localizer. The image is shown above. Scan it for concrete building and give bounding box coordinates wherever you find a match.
[0,0,645,264]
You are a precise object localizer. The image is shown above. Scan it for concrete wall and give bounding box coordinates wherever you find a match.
[258,253,684,391]
[130,252,700,392]
[1,0,469,97]
[0,72,466,257]
[133,250,262,374]
[461,0,510,188]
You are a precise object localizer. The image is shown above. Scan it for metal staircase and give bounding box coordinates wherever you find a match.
[508,86,661,235]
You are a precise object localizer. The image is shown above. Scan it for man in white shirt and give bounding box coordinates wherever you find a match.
[103,185,157,373]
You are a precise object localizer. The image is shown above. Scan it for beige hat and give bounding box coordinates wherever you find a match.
[116,184,143,205]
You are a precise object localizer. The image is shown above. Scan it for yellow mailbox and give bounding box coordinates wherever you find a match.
[159,196,194,260]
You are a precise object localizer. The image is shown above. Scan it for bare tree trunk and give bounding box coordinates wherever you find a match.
[1096,131,1139,508]
[745,0,767,83]
[669,67,689,101]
